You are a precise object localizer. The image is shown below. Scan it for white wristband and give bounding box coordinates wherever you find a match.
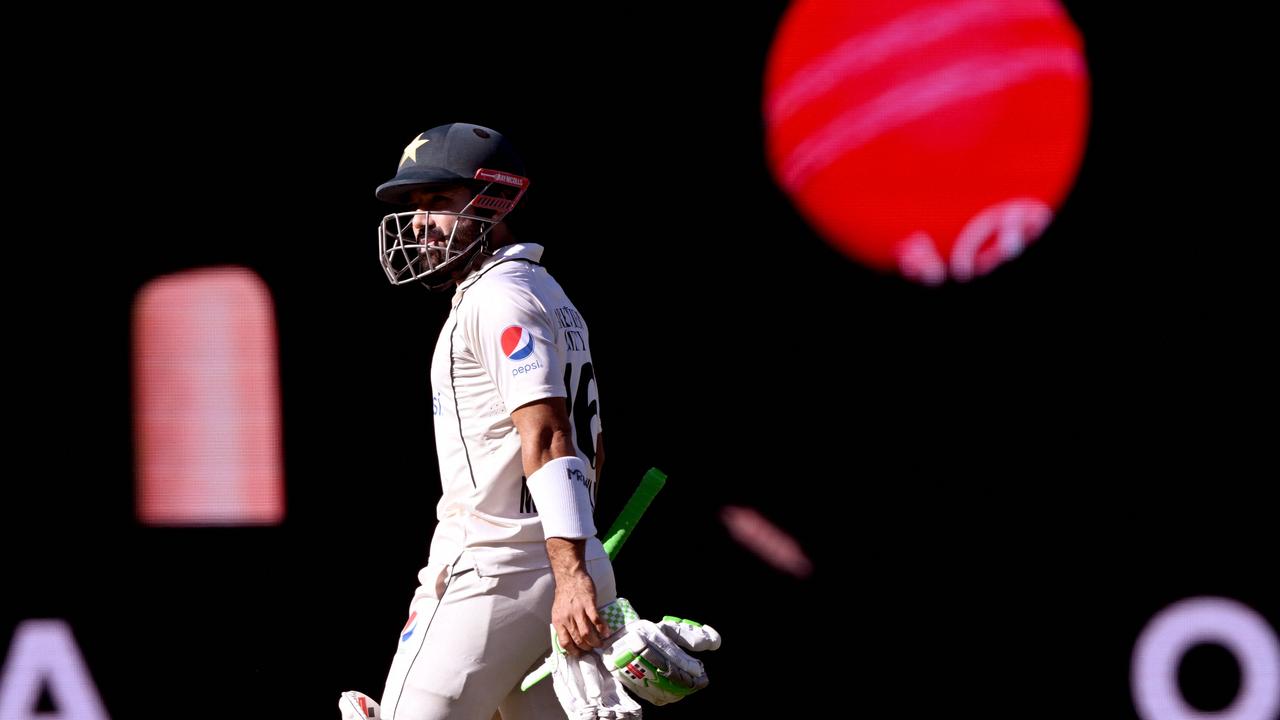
[526,456,596,540]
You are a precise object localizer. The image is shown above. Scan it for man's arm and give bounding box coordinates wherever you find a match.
[511,398,608,657]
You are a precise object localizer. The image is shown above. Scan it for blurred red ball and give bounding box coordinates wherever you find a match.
[765,0,1090,284]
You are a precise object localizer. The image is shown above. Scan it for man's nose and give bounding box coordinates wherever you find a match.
[412,211,436,230]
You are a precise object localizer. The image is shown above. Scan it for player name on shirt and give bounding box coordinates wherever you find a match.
[554,306,588,352]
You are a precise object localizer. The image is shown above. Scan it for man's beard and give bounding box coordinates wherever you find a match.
[421,218,485,273]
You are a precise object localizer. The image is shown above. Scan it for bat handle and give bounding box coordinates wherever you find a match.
[602,467,667,560]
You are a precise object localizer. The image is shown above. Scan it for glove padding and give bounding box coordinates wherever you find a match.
[547,625,643,720]
[338,690,380,719]
[599,617,722,706]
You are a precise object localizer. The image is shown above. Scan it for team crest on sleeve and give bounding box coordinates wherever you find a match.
[500,325,536,361]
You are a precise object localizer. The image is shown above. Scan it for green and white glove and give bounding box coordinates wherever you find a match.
[545,625,643,720]
[597,599,722,706]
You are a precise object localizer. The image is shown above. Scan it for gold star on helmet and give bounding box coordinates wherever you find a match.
[399,135,430,168]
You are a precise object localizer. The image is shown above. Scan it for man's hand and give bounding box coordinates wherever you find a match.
[548,538,609,656]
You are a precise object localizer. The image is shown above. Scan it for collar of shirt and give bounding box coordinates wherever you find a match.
[455,243,545,295]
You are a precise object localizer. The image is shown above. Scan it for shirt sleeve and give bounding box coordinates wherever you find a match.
[460,282,565,413]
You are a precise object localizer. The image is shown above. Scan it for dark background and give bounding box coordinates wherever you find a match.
[5,2,1275,718]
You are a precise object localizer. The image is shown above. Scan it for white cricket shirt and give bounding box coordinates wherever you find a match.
[427,243,607,575]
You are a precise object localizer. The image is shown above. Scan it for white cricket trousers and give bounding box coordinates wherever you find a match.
[378,552,617,720]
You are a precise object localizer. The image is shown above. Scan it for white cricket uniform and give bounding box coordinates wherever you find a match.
[379,243,614,720]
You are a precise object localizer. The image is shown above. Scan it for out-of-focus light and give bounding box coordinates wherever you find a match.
[1131,596,1280,720]
[0,620,109,719]
[720,505,814,579]
[133,267,285,526]
[765,0,1090,284]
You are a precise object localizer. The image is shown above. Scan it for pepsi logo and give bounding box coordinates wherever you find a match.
[401,611,418,642]
[501,326,536,361]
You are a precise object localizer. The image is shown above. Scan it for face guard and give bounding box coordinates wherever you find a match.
[377,168,529,290]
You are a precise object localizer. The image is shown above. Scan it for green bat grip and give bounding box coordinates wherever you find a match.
[602,467,667,560]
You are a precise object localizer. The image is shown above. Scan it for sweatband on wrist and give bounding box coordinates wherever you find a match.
[526,455,596,540]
